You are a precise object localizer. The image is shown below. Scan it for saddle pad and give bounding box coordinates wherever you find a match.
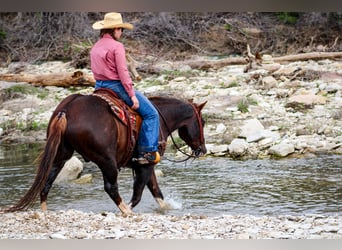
[92,88,130,125]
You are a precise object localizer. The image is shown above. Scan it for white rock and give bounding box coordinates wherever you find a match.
[228,139,249,157]
[209,144,229,155]
[215,123,226,133]
[55,156,83,183]
[239,118,265,139]
[269,142,295,157]
[73,174,93,184]
[287,94,327,106]
[246,130,280,143]
[257,137,275,149]
[325,82,342,93]
[50,233,67,239]
[261,76,278,87]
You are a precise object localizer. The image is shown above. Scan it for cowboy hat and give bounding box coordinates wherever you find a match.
[92,12,133,30]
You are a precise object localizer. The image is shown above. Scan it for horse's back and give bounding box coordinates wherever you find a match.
[56,93,116,135]
[51,93,130,165]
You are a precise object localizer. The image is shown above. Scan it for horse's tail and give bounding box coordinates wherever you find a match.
[3,111,67,212]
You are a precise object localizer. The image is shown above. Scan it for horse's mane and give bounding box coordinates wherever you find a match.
[148,95,192,105]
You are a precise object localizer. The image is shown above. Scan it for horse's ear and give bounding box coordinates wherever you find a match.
[197,101,207,111]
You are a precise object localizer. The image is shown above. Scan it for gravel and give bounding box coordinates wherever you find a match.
[1,210,342,239]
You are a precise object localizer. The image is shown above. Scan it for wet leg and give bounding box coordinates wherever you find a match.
[100,163,132,215]
[146,170,166,209]
[129,164,154,208]
[40,157,71,211]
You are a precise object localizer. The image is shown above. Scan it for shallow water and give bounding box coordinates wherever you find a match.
[1,143,341,216]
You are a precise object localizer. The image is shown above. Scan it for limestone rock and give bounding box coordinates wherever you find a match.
[269,142,295,157]
[73,174,93,184]
[55,156,83,183]
[239,119,265,139]
[286,94,327,110]
[228,139,249,157]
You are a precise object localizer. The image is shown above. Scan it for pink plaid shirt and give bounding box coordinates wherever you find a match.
[90,34,135,97]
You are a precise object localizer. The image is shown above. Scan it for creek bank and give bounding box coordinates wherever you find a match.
[0,57,341,159]
[1,210,342,239]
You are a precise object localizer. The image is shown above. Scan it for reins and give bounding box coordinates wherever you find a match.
[153,101,203,163]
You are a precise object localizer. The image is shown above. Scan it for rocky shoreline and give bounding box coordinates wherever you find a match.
[1,210,342,239]
[1,57,342,159]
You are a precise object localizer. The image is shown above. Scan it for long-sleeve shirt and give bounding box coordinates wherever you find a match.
[90,34,135,97]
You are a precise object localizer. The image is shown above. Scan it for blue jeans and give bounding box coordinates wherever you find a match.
[95,80,159,153]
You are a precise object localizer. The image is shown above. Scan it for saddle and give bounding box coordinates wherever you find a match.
[92,88,142,158]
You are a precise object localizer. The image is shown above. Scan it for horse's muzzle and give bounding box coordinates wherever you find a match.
[193,144,207,157]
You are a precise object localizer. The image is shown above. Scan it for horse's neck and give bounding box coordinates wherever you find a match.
[156,101,192,136]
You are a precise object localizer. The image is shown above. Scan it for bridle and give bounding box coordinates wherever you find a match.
[153,101,205,163]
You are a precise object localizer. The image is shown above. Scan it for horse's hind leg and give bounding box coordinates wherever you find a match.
[40,151,73,211]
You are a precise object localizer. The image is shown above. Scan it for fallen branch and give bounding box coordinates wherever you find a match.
[272,51,342,63]
[126,54,142,82]
[183,57,248,70]
[0,71,95,87]
[181,51,342,70]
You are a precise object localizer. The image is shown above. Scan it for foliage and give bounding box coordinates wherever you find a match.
[2,85,49,101]
[0,12,341,64]
[237,96,258,113]
[237,98,249,113]
[0,30,6,39]
[277,12,300,24]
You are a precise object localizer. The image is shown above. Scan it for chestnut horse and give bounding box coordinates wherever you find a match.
[5,93,207,215]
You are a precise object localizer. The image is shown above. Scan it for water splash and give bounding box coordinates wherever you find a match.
[164,197,183,210]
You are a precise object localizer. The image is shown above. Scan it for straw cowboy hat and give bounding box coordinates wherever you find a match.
[92,12,133,30]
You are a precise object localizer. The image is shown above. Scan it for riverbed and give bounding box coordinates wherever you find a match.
[1,143,342,239]
[1,143,341,216]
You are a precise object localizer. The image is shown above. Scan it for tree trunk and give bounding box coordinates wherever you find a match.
[184,51,342,70]
[0,71,95,87]
[273,52,342,63]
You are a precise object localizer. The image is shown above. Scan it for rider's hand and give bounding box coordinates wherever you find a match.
[131,96,139,110]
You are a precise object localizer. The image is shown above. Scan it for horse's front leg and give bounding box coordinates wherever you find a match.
[101,165,132,216]
[146,169,167,209]
[129,164,154,208]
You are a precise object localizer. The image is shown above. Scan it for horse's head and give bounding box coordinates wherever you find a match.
[178,100,207,157]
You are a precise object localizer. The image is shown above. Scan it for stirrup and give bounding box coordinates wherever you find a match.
[133,152,160,165]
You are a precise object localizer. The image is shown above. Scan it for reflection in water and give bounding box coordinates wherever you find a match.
[0,143,341,216]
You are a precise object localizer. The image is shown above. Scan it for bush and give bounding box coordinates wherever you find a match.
[0,12,341,65]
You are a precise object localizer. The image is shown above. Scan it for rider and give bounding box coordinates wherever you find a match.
[90,12,160,165]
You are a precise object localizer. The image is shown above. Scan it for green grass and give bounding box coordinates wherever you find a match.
[277,12,299,25]
[237,97,258,113]
[227,81,239,88]
[3,84,49,100]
